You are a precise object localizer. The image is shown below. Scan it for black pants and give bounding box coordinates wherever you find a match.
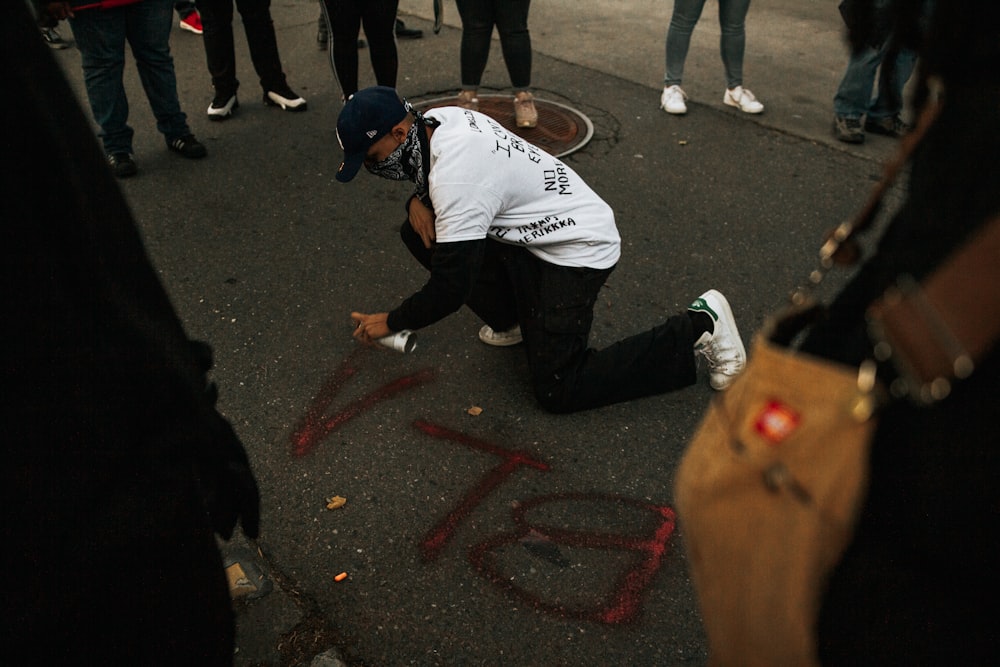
[401,223,697,413]
[320,0,398,99]
[456,0,532,89]
[198,0,288,96]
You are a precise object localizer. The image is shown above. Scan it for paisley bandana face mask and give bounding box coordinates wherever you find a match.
[365,103,439,208]
[365,121,422,182]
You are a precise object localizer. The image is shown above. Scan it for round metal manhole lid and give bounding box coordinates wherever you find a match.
[411,94,594,158]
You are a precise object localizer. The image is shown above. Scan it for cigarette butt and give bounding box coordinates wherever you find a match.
[334,572,348,582]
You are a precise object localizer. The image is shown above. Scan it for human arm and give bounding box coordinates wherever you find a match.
[381,142,500,333]
[407,195,436,249]
[386,239,485,331]
[350,240,484,343]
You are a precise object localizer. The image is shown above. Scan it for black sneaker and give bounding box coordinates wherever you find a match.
[107,152,137,178]
[395,19,423,39]
[864,114,911,138]
[833,115,865,144]
[168,134,207,159]
[40,26,70,49]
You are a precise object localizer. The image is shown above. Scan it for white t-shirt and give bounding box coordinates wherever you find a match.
[424,107,621,269]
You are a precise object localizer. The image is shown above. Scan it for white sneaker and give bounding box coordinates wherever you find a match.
[689,290,746,390]
[723,86,764,114]
[660,85,688,115]
[478,325,523,347]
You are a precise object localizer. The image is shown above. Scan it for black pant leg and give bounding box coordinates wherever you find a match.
[197,0,239,96]
[502,248,697,413]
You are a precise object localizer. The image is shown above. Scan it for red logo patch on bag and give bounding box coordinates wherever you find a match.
[754,401,800,444]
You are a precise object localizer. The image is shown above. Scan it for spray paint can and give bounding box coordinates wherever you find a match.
[376,329,417,353]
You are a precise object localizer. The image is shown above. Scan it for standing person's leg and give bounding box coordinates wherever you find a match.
[718,0,762,113]
[664,0,707,87]
[494,0,535,127]
[865,46,917,136]
[361,0,399,89]
[501,248,699,413]
[124,0,197,147]
[661,0,706,114]
[832,40,886,142]
[325,0,363,98]
[835,41,889,118]
[68,8,133,158]
[198,0,241,117]
[455,0,494,108]
[232,0,298,105]
[493,0,531,90]
[717,0,748,89]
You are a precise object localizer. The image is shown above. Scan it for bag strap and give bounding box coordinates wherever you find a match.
[791,88,943,308]
[767,91,944,350]
[769,81,998,405]
[867,215,1000,403]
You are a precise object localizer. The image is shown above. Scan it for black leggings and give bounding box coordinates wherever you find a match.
[456,0,532,90]
[320,0,398,99]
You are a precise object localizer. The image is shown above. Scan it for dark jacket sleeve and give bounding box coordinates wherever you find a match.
[386,239,486,331]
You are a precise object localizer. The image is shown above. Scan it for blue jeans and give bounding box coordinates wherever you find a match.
[69,0,190,155]
[456,0,532,90]
[400,223,697,413]
[833,41,917,120]
[665,0,752,89]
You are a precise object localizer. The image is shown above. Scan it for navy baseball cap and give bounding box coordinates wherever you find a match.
[336,86,409,183]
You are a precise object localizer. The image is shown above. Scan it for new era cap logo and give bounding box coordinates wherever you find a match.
[366,129,378,138]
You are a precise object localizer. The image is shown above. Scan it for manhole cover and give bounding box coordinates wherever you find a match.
[412,94,594,158]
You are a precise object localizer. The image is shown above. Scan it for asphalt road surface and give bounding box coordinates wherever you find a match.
[49,2,910,664]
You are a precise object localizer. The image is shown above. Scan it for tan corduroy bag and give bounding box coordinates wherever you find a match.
[674,96,963,667]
